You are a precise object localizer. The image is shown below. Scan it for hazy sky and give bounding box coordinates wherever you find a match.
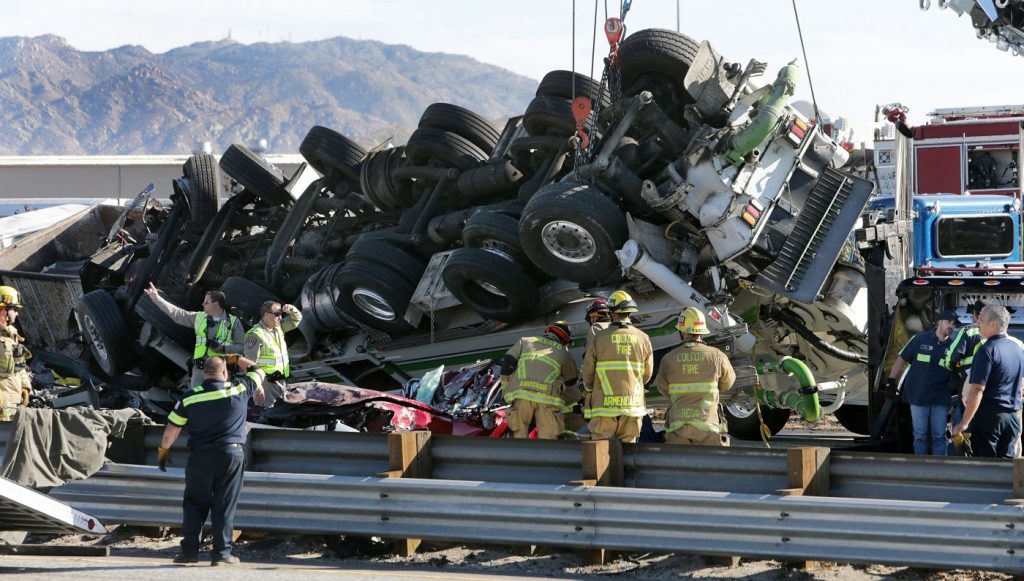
[3,1,1022,143]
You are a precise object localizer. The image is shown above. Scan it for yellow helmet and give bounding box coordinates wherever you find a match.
[676,307,710,335]
[607,290,638,313]
[0,286,21,309]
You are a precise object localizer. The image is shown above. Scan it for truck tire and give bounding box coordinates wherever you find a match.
[523,95,579,137]
[345,238,425,286]
[618,29,700,116]
[220,144,291,206]
[134,291,195,351]
[724,403,791,440]
[462,210,524,264]
[536,70,611,108]
[418,103,500,156]
[299,126,366,182]
[360,147,415,210]
[519,181,628,283]
[221,276,282,321]
[182,154,221,233]
[405,127,488,171]
[336,259,420,336]
[77,290,131,377]
[442,248,538,323]
[833,404,870,435]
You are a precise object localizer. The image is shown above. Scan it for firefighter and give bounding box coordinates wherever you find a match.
[0,286,31,419]
[581,290,653,443]
[244,300,302,408]
[145,282,243,388]
[498,321,579,439]
[655,307,736,446]
[583,297,611,352]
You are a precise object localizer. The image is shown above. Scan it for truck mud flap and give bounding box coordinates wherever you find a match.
[755,168,874,303]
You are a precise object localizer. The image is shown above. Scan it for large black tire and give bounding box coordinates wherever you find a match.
[523,95,579,137]
[405,127,487,171]
[77,290,131,377]
[442,248,538,323]
[833,404,871,435]
[462,210,524,263]
[618,29,700,117]
[519,181,628,283]
[336,259,420,336]
[134,291,195,350]
[360,147,416,210]
[220,144,291,206]
[724,403,791,440]
[182,154,221,233]
[299,126,366,182]
[418,103,500,156]
[345,238,425,286]
[220,276,282,321]
[536,70,611,108]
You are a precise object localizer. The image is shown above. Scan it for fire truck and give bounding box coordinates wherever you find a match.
[873,104,1023,198]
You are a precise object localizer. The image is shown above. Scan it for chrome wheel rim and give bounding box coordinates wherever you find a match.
[541,220,596,263]
[352,288,396,321]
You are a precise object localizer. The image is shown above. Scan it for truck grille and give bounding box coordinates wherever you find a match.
[755,167,874,303]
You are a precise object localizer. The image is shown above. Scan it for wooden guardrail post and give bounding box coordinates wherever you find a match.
[776,447,830,571]
[1004,457,1024,507]
[572,439,624,565]
[377,431,432,556]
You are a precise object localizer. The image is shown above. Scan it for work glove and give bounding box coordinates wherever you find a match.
[157,447,172,472]
[20,389,29,407]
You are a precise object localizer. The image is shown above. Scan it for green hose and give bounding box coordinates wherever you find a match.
[722,60,800,166]
[755,356,822,423]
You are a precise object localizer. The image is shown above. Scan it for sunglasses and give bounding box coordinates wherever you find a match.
[265,311,283,318]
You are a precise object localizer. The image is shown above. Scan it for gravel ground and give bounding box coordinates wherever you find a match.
[23,529,1013,580]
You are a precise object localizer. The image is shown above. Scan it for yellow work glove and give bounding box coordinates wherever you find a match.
[20,389,29,407]
[157,447,172,472]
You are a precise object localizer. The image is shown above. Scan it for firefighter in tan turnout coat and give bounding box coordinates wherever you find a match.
[582,290,653,443]
[655,307,736,446]
[0,286,32,419]
[499,321,578,439]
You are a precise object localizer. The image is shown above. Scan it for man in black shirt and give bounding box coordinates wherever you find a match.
[159,356,266,566]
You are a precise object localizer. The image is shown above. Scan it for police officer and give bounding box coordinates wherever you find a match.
[145,283,243,388]
[952,304,1024,458]
[655,307,736,446]
[159,355,265,566]
[0,286,31,419]
[581,290,653,443]
[499,321,579,439]
[887,309,956,455]
[244,300,301,408]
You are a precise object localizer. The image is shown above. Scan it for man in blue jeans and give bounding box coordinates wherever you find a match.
[887,310,956,455]
[952,304,1024,458]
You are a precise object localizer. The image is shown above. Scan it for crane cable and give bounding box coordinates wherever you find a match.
[790,0,823,126]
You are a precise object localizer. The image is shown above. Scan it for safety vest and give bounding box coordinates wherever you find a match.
[193,313,240,360]
[245,324,289,377]
[583,322,652,419]
[503,335,577,408]
[939,325,981,370]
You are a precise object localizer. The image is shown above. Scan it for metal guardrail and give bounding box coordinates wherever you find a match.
[51,464,1024,574]
[3,422,1018,504]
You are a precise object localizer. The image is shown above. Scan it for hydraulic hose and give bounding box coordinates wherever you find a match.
[756,357,822,423]
[774,309,869,364]
[722,60,800,166]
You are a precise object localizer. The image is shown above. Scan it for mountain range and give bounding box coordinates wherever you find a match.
[0,34,538,155]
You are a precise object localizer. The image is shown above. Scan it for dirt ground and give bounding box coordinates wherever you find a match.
[23,528,1013,580]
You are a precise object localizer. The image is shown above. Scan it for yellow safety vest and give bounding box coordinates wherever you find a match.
[193,313,240,360]
[245,325,289,377]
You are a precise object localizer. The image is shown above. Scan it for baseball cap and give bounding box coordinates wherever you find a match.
[937,309,958,322]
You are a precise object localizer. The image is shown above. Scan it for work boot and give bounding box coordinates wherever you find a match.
[211,554,241,566]
[172,553,198,565]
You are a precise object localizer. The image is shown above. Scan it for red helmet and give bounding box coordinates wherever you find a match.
[544,321,572,345]
[586,298,609,316]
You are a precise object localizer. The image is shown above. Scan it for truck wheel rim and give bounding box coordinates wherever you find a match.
[474,280,507,298]
[541,220,596,263]
[726,402,755,419]
[82,315,110,363]
[352,288,396,321]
